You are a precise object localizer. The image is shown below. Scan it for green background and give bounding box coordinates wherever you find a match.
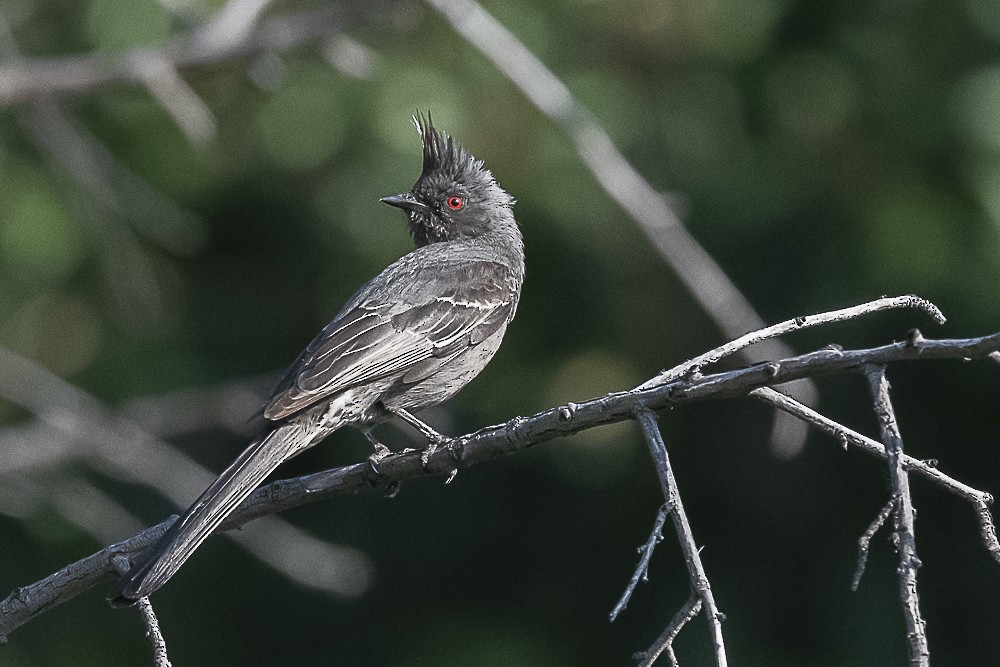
[2,0,1000,664]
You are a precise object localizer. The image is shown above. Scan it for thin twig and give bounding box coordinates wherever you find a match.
[112,556,172,666]
[136,597,173,667]
[635,408,727,667]
[635,594,703,667]
[851,498,895,591]
[862,364,929,666]
[610,502,671,622]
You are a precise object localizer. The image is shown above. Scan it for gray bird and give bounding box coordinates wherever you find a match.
[111,115,524,604]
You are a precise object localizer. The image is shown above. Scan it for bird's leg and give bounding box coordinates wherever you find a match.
[390,408,450,444]
[362,426,392,465]
[389,407,452,465]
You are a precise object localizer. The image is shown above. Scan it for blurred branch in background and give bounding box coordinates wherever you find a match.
[0,2,386,326]
[0,0,818,456]
[0,3,380,107]
[0,345,374,599]
[425,0,817,457]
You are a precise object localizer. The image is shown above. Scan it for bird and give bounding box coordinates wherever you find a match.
[110,114,524,605]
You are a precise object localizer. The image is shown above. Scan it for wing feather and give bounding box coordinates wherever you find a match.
[263,258,518,420]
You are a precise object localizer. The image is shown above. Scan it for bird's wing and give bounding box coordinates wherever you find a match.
[263,258,518,420]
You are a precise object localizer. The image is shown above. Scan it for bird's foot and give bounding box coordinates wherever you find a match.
[420,441,439,467]
[368,442,392,464]
[364,427,393,481]
[420,433,455,465]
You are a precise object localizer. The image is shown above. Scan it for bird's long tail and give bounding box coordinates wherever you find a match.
[110,418,333,605]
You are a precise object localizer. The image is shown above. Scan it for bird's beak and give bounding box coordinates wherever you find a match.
[380,193,430,213]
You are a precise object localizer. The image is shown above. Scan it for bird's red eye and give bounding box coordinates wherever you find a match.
[446,195,464,210]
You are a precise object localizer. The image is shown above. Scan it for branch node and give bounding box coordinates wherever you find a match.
[683,367,702,383]
[906,328,926,350]
[446,437,467,463]
[558,402,578,422]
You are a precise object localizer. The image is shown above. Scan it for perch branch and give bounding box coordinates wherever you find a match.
[2,326,998,642]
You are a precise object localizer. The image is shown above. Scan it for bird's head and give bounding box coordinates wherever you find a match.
[381,114,514,247]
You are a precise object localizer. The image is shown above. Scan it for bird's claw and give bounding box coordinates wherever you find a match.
[367,443,392,481]
[420,435,452,467]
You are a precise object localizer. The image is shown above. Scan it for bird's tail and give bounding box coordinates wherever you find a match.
[110,420,329,605]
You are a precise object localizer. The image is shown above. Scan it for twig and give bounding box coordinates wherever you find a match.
[112,556,172,667]
[634,408,727,666]
[2,329,999,641]
[137,597,172,667]
[635,594,703,667]
[862,364,929,666]
[851,498,895,591]
[610,502,671,622]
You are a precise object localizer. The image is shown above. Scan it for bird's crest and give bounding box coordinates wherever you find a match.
[414,113,487,188]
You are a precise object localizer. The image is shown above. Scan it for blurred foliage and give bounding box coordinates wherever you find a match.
[2,0,1000,665]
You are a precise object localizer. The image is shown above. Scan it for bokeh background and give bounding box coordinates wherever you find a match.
[2,0,1000,664]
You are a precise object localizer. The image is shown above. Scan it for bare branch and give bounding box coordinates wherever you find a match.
[862,364,929,665]
[2,325,998,644]
[0,522,172,642]
[638,295,945,390]
[634,408,727,666]
[750,386,1000,563]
